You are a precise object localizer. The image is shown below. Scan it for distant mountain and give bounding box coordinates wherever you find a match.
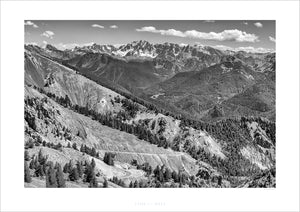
[25,41,275,120]
[144,56,275,121]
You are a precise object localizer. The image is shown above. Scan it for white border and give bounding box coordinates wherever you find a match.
[1,1,299,211]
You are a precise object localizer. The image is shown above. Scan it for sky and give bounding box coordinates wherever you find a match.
[25,20,275,53]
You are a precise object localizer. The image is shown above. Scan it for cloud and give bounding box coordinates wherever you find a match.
[92,24,104,29]
[54,42,99,50]
[254,22,263,28]
[136,26,259,42]
[243,22,248,25]
[25,42,38,46]
[24,21,38,28]
[269,36,276,43]
[110,25,118,29]
[41,31,55,39]
[55,43,80,50]
[213,44,274,53]
[204,20,215,23]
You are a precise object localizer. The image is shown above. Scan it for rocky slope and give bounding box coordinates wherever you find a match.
[24,41,276,188]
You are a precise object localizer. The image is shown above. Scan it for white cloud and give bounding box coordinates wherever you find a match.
[24,21,38,28]
[41,31,55,39]
[136,26,259,42]
[110,25,118,29]
[55,43,79,50]
[25,42,38,46]
[92,24,104,29]
[213,45,234,51]
[204,20,215,23]
[213,45,274,53]
[254,22,263,28]
[269,36,276,43]
[243,22,248,25]
[54,42,99,50]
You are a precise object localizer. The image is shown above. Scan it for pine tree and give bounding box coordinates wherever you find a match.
[129,181,133,188]
[72,143,77,150]
[103,152,115,166]
[69,167,79,181]
[89,177,98,188]
[84,163,95,183]
[24,150,30,161]
[67,142,71,148]
[76,161,83,178]
[46,164,58,188]
[80,144,85,153]
[91,147,97,157]
[24,162,32,183]
[164,168,171,181]
[63,160,72,174]
[37,149,47,165]
[134,180,139,188]
[103,179,108,188]
[35,164,45,177]
[55,163,66,188]
[29,158,35,169]
[91,158,96,169]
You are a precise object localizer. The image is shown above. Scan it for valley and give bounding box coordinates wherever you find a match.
[24,40,276,188]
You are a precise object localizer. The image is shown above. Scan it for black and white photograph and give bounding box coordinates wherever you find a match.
[1,1,299,211]
[24,20,276,188]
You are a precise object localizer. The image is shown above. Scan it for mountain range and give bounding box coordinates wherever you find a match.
[24,40,276,188]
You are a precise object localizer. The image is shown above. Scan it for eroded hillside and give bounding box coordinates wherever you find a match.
[24,42,276,188]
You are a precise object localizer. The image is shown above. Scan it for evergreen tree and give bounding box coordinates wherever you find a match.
[35,164,45,177]
[164,168,171,181]
[91,148,97,157]
[24,150,30,161]
[80,144,85,153]
[72,143,77,150]
[46,164,58,188]
[69,167,79,181]
[103,179,108,188]
[89,177,98,188]
[24,162,32,183]
[84,163,95,183]
[134,180,139,188]
[76,161,83,178]
[63,160,72,174]
[129,181,133,188]
[67,142,71,148]
[103,152,115,166]
[29,157,35,169]
[37,149,47,165]
[55,163,66,188]
[91,158,96,169]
